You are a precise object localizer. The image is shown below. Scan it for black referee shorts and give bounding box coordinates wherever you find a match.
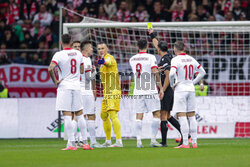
[160,90,173,112]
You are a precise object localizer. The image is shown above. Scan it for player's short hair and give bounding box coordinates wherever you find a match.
[137,39,147,50]
[81,41,92,50]
[174,41,185,51]
[158,41,168,52]
[72,40,81,46]
[61,34,71,44]
[97,41,106,46]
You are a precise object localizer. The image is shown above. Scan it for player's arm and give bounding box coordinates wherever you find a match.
[80,63,84,74]
[193,65,206,85]
[85,66,97,81]
[152,67,164,100]
[48,61,61,86]
[92,79,97,101]
[163,70,170,92]
[148,29,159,50]
[169,62,177,88]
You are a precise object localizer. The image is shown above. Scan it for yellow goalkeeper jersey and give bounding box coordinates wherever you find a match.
[100,54,121,95]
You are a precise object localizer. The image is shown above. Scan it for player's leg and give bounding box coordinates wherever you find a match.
[160,110,168,147]
[109,110,123,147]
[100,99,112,147]
[56,89,77,150]
[136,113,143,148]
[173,92,190,148]
[187,91,198,148]
[147,94,161,147]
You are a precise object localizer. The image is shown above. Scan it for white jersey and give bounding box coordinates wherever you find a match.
[80,55,93,95]
[51,48,83,90]
[170,53,202,92]
[129,52,158,95]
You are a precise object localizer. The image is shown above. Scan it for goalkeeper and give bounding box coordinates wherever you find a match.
[97,42,123,148]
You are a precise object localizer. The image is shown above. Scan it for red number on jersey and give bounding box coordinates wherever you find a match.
[184,65,194,80]
[71,59,77,74]
[136,63,142,78]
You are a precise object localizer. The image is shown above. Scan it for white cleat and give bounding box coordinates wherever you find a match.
[101,141,112,148]
[91,142,103,148]
[150,141,162,147]
[109,142,123,148]
[136,143,144,148]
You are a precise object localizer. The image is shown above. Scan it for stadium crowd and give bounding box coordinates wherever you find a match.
[0,0,250,65]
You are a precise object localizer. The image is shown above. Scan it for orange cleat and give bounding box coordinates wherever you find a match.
[175,137,182,143]
[174,144,190,149]
[83,144,94,150]
[61,146,77,151]
[192,143,198,148]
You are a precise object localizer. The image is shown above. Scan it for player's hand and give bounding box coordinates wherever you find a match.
[149,28,154,34]
[92,65,96,72]
[97,58,105,65]
[55,79,63,86]
[159,88,164,100]
[158,66,164,72]
[172,82,178,91]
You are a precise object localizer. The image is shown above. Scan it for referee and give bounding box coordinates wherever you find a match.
[149,29,183,147]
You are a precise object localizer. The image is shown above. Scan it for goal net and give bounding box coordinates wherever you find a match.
[63,16,250,138]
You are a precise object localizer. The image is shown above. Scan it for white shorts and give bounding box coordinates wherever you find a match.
[133,94,161,113]
[82,94,95,115]
[172,91,196,113]
[56,89,83,112]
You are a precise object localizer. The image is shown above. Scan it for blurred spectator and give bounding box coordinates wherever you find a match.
[32,3,53,27]
[30,20,45,40]
[214,3,225,21]
[134,4,149,22]
[81,0,100,18]
[196,5,209,21]
[44,0,57,13]
[225,11,234,21]
[170,0,196,14]
[213,0,232,16]
[117,0,131,22]
[208,15,216,21]
[0,20,6,39]
[144,0,153,16]
[98,5,109,20]
[103,0,117,19]
[130,15,139,22]
[23,31,35,49]
[38,26,58,49]
[1,26,19,49]
[171,2,188,21]
[150,0,171,22]
[8,0,19,21]
[51,11,60,36]
[14,24,24,42]
[0,3,15,25]
[0,43,11,65]
[20,0,37,23]
[13,51,28,64]
[29,53,42,65]
[232,0,245,21]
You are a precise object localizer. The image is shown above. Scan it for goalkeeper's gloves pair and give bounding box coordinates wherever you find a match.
[97,58,106,65]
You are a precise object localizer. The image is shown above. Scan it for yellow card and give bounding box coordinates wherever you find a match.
[147,22,153,30]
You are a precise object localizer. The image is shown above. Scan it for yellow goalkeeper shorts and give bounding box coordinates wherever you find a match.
[101,94,121,112]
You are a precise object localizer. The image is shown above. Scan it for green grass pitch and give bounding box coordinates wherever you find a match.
[0,139,249,167]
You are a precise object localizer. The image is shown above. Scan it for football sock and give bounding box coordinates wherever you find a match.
[160,121,168,145]
[135,119,142,143]
[72,120,78,141]
[168,116,182,137]
[76,115,88,143]
[189,116,197,144]
[64,116,75,146]
[179,116,189,145]
[101,112,111,140]
[151,118,160,142]
[87,120,97,144]
[109,110,121,140]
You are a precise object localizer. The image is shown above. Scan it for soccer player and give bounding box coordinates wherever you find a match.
[48,34,88,150]
[129,39,164,148]
[149,29,183,147]
[169,41,206,148]
[80,41,102,148]
[97,42,123,147]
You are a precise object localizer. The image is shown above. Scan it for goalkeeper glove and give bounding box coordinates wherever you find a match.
[97,58,106,65]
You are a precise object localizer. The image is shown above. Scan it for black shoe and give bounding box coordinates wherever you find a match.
[160,142,168,147]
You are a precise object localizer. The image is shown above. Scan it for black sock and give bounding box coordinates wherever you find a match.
[188,134,191,139]
[160,121,168,145]
[168,116,182,137]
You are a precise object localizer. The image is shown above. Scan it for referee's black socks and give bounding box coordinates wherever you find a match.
[160,121,168,146]
[168,116,182,137]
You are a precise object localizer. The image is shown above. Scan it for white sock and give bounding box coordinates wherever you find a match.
[151,118,160,143]
[76,115,88,143]
[87,120,97,144]
[64,116,75,147]
[72,120,78,141]
[179,116,189,145]
[189,116,197,144]
[106,140,111,144]
[135,119,142,143]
